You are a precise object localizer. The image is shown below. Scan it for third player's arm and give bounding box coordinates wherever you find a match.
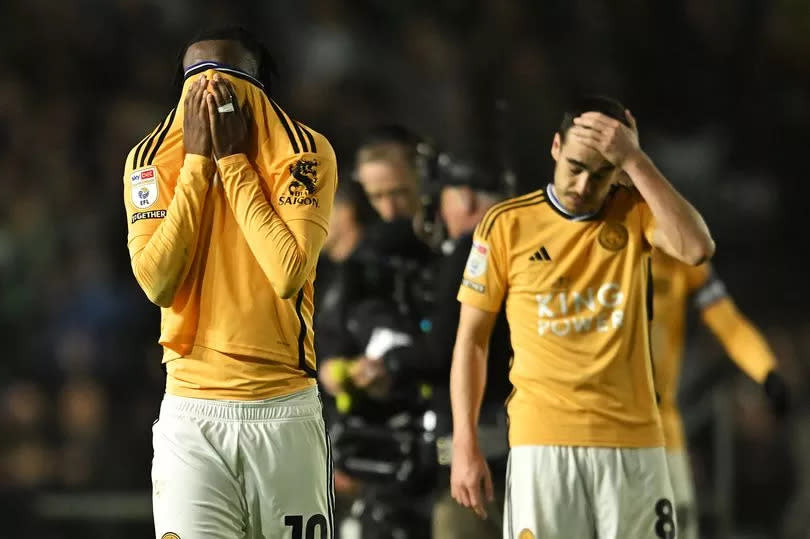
[701,298,777,383]
[701,297,789,414]
[688,262,787,413]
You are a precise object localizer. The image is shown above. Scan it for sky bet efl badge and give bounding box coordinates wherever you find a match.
[465,241,489,278]
[130,166,159,209]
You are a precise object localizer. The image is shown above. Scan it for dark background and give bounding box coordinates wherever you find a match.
[1,1,808,537]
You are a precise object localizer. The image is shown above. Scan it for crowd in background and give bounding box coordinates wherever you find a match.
[1,1,809,537]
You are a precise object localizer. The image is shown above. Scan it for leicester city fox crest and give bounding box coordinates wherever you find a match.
[598,221,628,251]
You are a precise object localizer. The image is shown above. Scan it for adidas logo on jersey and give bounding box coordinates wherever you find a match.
[529,246,552,262]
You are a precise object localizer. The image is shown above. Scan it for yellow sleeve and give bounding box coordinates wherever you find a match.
[689,264,727,311]
[701,297,777,383]
[217,147,336,299]
[689,265,774,381]
[456,219,508,313]
[268,141,337,233]
[124,154,212,307]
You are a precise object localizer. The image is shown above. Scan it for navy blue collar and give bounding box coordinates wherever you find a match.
[183,61,264,90]
[545,183,601,221]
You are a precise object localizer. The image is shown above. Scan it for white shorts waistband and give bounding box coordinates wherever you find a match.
[160,387,321,422]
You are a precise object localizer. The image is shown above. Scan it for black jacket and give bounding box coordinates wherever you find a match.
[383,232,512,437]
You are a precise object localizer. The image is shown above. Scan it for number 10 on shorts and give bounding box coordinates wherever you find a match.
[285,514,328,539]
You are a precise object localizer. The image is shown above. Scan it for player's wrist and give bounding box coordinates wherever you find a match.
[620,148,648,174]
[215,152,249,168]
[216,147,244,159]
[183,153,216,181]
[452,428,481,451]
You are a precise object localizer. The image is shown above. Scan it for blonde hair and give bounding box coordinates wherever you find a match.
[355,141,417,172]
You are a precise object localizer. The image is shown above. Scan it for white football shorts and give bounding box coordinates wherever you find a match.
[151,386,334,539]
[503,445,677,539]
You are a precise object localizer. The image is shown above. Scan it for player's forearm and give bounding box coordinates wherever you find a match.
[702,299,777,383]
[625,151,715,265]
[129,154,212,307]
[218,153,319,299]
[450,338,488,449]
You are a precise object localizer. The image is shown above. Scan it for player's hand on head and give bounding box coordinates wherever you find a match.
[206,75,252,158]
[450,443,494,519]
[570,109,641,168]
[183,74,212,157]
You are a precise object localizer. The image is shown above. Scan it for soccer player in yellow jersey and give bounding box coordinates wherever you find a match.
[651,251,788,539]
[122,28,336,538]
[450,96,716,539]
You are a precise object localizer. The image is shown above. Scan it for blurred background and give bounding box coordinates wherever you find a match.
[1,0,808,537]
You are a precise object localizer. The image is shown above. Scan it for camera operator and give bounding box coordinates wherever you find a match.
[319,125,437,406]
[316,125,440,538]
[317,124,513,537]
[328,152,513,539]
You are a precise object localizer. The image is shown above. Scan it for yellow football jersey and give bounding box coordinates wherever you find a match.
[650,254,711,449]
[458,184,664,448]
[651,252,775,449]
[123,63,337,400]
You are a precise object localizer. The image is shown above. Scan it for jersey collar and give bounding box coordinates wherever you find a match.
[544,183,604,221]
[183,61,264,90]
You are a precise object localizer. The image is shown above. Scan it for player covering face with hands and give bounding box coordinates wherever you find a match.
[123,28,337,539]
[184,74,253,159]
[450,96,713,539]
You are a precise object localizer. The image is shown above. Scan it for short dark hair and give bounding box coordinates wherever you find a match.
[559,95,629,141]
[438,153,501,195]
[173,26,278,97]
